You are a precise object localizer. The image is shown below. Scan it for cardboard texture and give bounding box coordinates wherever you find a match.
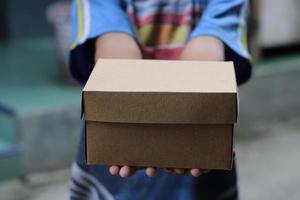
[82,59,238,170]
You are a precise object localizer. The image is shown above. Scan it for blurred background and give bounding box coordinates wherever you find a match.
[0,0,300,199]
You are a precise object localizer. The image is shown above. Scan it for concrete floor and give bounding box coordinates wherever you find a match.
[0,169,69,200]
[1,62,300,199]
[237,119,300,200]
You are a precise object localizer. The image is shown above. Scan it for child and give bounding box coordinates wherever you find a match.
[69,0,252,199]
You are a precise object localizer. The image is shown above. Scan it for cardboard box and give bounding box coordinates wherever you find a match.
[82,59,238,170]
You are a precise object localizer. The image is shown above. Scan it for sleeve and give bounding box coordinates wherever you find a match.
[70,0,134,84]
[190,0,252,85]
[71,0,134,47]
[190,0,249,58]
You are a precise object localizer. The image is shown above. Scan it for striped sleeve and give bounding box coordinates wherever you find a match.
[71,0,134,49]
[190,0,249,58]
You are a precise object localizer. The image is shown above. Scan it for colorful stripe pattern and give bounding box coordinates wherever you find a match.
[123,0,202,59]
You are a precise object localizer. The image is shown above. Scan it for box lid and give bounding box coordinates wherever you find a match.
[82,59,238,124]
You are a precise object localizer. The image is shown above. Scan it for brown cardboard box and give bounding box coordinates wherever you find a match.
[82,59,238,170]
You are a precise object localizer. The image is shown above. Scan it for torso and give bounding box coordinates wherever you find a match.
[122,0,203,59]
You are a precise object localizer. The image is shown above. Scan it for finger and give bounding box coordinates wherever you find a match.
[119,166,134,178]
[174,168,186,175]
[145,167,156,177]
[190,169,202,177]
[109,166,120,175]
[162,168,172,173]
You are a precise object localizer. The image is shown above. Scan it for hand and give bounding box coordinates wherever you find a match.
[95,34,220,179]
[155,36,224,178]
[109,166,207,178]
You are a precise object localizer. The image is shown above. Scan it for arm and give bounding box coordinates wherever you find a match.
[94,35,144,179]
[94,33,142,61]
[71,0,146,177]
[95,33,157,178]
[181,36,224,61]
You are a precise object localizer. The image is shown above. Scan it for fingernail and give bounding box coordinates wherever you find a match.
[146,168,156,177]
[174,169,184,175]
[109,166,118,175]
[191,169,201,177]
[119,166,129,178]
